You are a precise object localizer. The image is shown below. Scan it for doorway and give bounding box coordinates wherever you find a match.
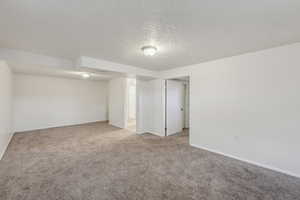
[165,77,190,136]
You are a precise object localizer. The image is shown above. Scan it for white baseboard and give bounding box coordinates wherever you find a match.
[15,120,108,133]
[109,123,125,129]
[147,131,165,137]
[0,132,14,160]
[135,130,146,135]
[190,143,300,179]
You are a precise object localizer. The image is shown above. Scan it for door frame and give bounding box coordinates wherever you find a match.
[164,76,190,136]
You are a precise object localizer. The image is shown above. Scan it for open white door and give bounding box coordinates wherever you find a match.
[136,79,165,136]
[108,78,127,128]
[166,80,184,136]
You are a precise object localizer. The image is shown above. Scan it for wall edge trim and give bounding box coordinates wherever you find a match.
[0,132,14,160]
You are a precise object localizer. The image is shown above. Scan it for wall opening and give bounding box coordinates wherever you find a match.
[165,76,190,137]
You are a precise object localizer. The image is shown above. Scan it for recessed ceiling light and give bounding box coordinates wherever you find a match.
[81,73,90,79]
[141,46,157,56]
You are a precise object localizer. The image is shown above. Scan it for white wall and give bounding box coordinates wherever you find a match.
[108,78,127,128]
[13,74,108,132]
[161,43,300,177]
[0,61,13,159]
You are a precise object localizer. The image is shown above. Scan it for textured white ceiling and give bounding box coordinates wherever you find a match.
[0,0,300,70]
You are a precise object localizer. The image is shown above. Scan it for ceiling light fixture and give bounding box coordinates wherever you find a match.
[141,46,157,56]
[81,73,91,79]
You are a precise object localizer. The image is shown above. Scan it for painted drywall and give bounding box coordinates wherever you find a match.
[108,78,127,128]
[79,56,159,78]
[161,42,300,177]
[0,61,13,159]
[184,82,190,128]
[13,74,108,132]
[136,79,165,136]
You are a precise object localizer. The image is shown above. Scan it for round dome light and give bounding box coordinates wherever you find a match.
[141,46,157,56]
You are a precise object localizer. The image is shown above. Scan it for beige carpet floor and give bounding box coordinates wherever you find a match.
[0,122,300,200]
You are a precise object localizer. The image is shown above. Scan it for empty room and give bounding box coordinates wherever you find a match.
[1,1,300,199]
